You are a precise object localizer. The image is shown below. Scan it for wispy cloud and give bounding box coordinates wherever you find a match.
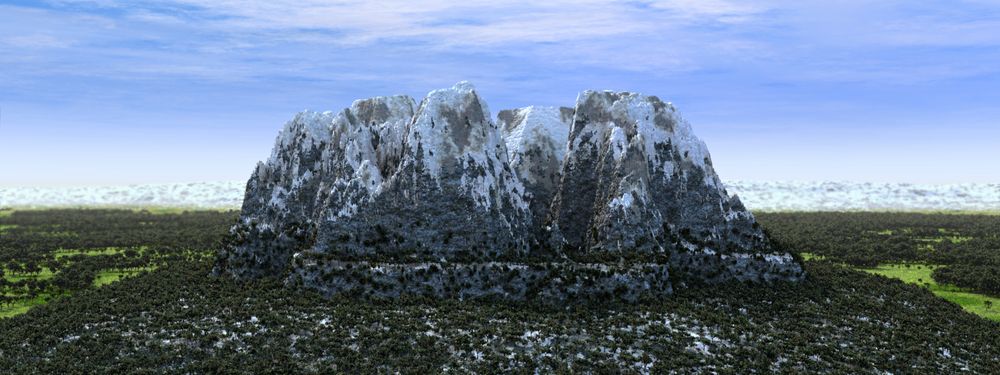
[0,0,762,91]
[2,1,1000,185]
[34,1,765,49]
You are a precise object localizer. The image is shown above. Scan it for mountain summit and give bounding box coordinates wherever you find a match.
[215,82,804,301]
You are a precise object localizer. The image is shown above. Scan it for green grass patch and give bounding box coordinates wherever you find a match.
[54,247,126,259]
[1,264,156,318]
[934,290,1000,322]
[1,266,157,318]
[863,264,940,285]
[0,224,17,232]
[862,263,1000,321]
[2,288,31,297]
[3,267,55,282]
[0,209,12,218]
[915,236,973,244]
[0,294,54,319]
[800,252,826,261]
[93,266,156,287]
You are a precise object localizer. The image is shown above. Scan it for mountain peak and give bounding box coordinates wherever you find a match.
[451,80,477,92]
[215,82,805,300]
[405,81,496,180]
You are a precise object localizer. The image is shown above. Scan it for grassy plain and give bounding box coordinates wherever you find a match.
[93,267,156,287]
[54,247,126,259]
[0,208,221,318]
[0,295,51,318]
[2,209,999,372]
[862,263,1000,321]
[798,253,1000,321]
[3,267,55,282]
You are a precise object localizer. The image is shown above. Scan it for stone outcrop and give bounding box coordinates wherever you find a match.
[310,82,533,261]
[548,91,800,283]
[218,96,416,279]
[497,106,573,247]
[215,82,804,301]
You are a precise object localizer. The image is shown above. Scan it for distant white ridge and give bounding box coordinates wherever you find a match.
[727,181,1000,212]
[0,182,245,209]
[1,180,999,212]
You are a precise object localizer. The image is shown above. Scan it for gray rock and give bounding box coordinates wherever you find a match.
[215,96,416,279]
[312,82,532,261]
[215,82,804,299]
[548,90,802,281]
[497,106,572,247]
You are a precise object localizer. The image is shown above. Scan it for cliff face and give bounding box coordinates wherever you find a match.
[215,82,804,300]
[548,91,799,283]
[310,82,533,262]
[497,106,573,248]
[218,96,416,279]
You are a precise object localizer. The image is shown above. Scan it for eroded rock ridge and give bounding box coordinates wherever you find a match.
[215,82,804,301]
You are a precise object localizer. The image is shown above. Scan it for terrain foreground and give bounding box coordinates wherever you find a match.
[0,209,998,373]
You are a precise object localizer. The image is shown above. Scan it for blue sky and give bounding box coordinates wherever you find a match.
[1,0,999,186]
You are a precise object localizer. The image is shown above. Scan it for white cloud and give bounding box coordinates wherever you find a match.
[90,0,763,47]
[5,1,1000,84]
[3,1,1000,186]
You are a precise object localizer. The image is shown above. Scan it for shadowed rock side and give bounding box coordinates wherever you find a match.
[548,91,802,282]
[311,82,533,261]
[215,96,416,279]
[497,106,572,248]
[216,82,803,301]
[217,83,534,278]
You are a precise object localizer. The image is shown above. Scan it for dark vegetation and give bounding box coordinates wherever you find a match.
[0,209,998,373]
[933,264,1000,298]
[0,209,232,311]
[757,212,1000,297]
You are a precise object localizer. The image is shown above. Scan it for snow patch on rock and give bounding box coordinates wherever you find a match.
[501,106,571,165]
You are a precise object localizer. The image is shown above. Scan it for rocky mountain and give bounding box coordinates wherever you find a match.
[497,106,573,246]
[218,96,417,279]
[548,91,799,283]
[215,82,804,300]
[309,82,533,262]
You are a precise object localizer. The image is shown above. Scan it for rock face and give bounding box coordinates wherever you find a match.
[310,82,533,262]
[217,96,416,279]
[497,106,573,247]
[215,82,804,301]
[548,91,800,283]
